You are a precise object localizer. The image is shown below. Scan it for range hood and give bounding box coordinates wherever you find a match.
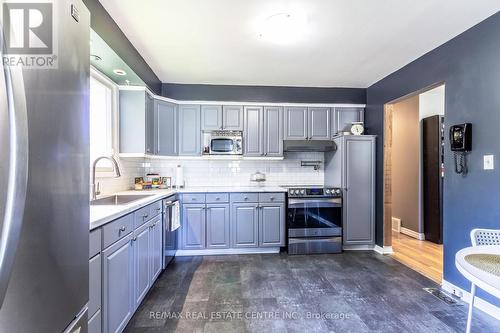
[283,140,336,152]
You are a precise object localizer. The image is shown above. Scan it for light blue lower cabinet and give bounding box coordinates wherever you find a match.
[88,309,101,333]
[89,254,101,320]
[149,216,163,283]
[181,204,206,249]
[259,203,286,247]
[102,235,134,333]
[133,222,150,309]
[206,204,230,249]
[231,202,259,248]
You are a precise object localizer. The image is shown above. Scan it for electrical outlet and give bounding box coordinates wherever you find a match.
[483,155,494,170]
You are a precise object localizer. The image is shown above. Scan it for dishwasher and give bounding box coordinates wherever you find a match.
[163,198,180,268]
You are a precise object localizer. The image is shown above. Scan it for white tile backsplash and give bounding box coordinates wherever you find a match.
[94,152,324,194]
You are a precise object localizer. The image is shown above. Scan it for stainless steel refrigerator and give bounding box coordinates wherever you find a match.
[0,1,90,332]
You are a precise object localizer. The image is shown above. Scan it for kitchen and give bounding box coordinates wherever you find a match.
[1,1,500,333]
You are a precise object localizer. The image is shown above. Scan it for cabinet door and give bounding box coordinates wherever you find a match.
[333,107,364,136]
[308,107,330,140]
[119,90,146,154]
[223,105,244,130]
[284,107,308,140]
[244,106,264,156]
[89,254,101,319]
[181,204,206,249]
[206,204,230,249]
[156,100,177,155]
[231,203,259,248]
[259,203,285,247]
[102,236,134,333]
[149,216,163,283]
[201,105,222,130]
[264,106,283,156]
[343,137,375,245]
[178,105,201,155]
[133,223,150,309]
[145,93,155,154]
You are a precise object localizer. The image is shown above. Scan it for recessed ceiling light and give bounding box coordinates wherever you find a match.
[90,54,101,61]
[113,69,127,76]
[258,12,308,44]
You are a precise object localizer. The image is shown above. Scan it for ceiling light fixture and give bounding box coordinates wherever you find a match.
[258,12,308,44]
[113,69,127,76]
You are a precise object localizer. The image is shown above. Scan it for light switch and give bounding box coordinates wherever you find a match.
[483,155,494,170]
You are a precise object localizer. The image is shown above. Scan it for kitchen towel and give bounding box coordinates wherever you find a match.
[171,201,181,231]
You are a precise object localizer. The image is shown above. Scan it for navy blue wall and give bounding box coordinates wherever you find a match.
[366,12,500,306]
[83,0,162,94]
[162,83,366,104]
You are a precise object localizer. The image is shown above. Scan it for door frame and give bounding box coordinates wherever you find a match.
[382,82,445,248]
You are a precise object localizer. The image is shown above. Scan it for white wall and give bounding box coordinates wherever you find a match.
[419,85,445,120]
[95,152,325,194]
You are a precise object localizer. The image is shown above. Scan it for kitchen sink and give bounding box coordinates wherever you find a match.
[90,194,154,206]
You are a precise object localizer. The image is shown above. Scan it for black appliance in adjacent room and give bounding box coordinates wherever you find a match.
[287,187,343,254]
[422,115,444,244]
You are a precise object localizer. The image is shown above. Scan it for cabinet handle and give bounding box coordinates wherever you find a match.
[244,197,248,200]
[142,213,149,219]
[132,237,137,242]
[270,197,275,200]
[215,197,220,201]
[119,226,126,232]
[156,207,161,211]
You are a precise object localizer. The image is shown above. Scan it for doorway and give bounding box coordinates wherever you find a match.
[383,84,445,284]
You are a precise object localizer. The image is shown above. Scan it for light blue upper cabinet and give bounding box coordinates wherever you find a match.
[155,99,177,155]
[223,106,244,130]
[332,107,365,137]
[284,106,308,140]
[119,90,147,154]
[308,107,330,140]
[264,106,283,156]
[178,104,201,155]
[201,105,223,131]
[145,93,155,154]
[244,106,264,156]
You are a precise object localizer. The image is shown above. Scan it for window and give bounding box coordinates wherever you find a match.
[90,69,116,170]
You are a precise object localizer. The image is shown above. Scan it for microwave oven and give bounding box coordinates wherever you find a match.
[203,131,243,155]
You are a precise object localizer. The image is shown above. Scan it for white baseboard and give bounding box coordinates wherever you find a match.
[374,245,394,254]
[175,248,280,256]
[343,244,374,251]
[441,279,500,319]
[400,227,425,240]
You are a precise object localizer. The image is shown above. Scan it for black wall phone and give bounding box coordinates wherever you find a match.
[449,123,472,175]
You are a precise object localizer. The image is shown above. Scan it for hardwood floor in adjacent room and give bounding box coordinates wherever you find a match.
[391,231,443,284]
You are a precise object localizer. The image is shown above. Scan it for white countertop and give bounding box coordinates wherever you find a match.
[90,186,286,230]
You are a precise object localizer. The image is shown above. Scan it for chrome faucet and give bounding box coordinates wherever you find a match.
[91,156,121,200]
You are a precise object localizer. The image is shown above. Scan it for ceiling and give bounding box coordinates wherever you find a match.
[99,0,500,88]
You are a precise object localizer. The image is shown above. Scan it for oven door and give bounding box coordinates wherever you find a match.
[210,138,235,154]
[287,198,342,237]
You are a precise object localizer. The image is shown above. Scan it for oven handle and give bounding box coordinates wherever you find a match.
[288,198,342,207]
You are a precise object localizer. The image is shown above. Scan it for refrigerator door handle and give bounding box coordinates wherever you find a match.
[0,38,29,308]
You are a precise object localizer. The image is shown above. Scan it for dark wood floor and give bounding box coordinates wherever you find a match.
[124,252,499,333]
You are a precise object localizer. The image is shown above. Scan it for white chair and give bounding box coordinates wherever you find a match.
[465,228,500,333]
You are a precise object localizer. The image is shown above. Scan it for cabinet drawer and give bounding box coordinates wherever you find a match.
[259,193,285,203]
[230,193,258,203]
[102,214,133,249]
[133,206,151,228]
[89,228,102,259]
[149,200,163,218]
[206,193,229,203]
[182,193,206,203]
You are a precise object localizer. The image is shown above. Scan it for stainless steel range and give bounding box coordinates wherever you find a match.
[287,187,343,254]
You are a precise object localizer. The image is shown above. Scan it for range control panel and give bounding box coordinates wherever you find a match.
[287,187,342,198]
